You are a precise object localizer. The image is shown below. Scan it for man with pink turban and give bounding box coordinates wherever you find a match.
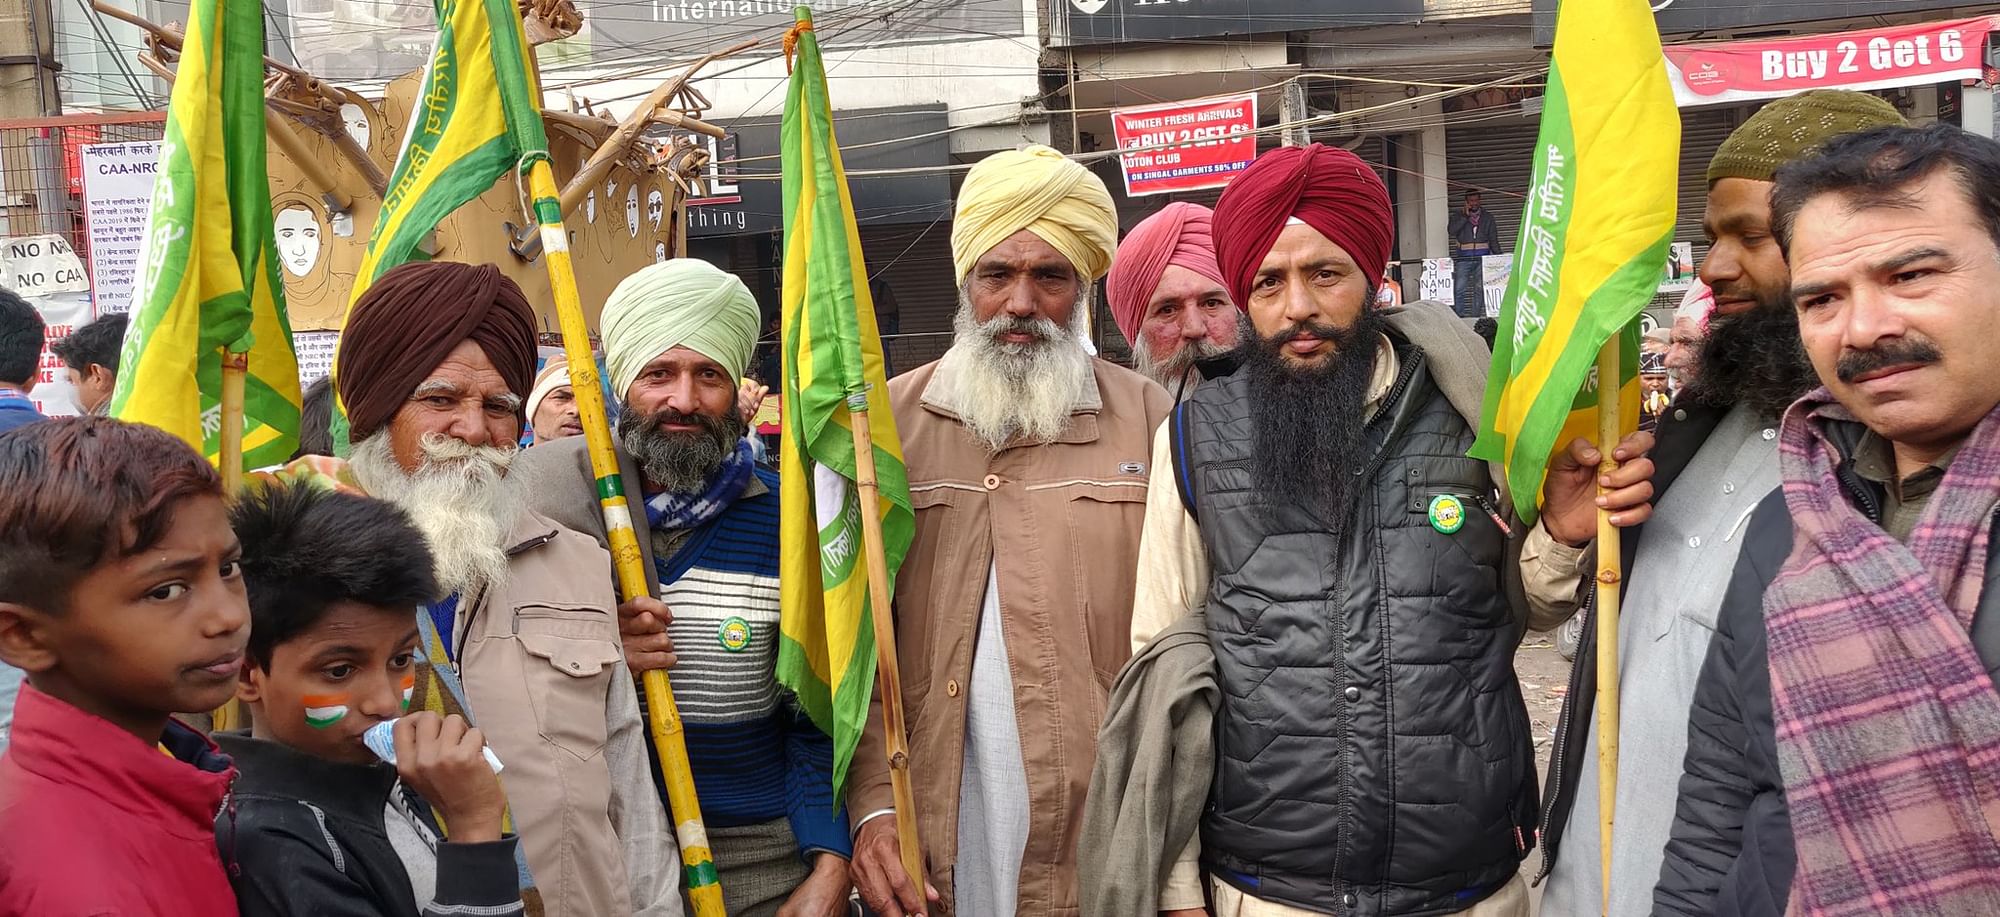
[1105,202,1239,393]
[1081,144,1645,917]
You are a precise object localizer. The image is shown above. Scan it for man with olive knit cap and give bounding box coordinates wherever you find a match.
[845,144,1173,917]
[1528,89,1909,917]
[513,258,854,917]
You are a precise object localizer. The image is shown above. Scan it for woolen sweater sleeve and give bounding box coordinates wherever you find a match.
[1653,545,1762,916]
[782,701,854,860]
[428,838,526,917]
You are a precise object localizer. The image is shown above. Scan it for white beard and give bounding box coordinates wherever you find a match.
[351,432,519,598]
[936,286,1096,452]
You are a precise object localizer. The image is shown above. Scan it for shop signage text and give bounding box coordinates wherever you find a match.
[1110,93,1259,197]
[1665,16,1997,107]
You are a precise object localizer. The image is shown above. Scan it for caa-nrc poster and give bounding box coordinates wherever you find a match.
[78,140,161,314]
[1111,93,1259,197]
[1665,16,1998,107]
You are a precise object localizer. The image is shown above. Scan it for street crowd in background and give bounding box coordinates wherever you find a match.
[6,88,2000,917]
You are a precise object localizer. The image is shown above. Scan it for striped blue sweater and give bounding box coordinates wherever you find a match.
[646,466,850,860]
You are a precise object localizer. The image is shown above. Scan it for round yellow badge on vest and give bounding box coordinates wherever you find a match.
[718,617,752,652]
[1428,494,1466,534]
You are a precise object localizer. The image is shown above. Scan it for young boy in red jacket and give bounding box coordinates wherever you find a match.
[0,417,248,915]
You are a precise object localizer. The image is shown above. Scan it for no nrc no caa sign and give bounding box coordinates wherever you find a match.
[1110,93,1258,197]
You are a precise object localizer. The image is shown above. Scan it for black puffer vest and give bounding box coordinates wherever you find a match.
[1176,336,1537,916]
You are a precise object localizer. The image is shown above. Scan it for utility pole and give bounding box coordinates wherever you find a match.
[1280,79,1310,147]
[0,0,59,118]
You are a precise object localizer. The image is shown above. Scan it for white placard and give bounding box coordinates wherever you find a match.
[1,235,90,299]
[28,291,94,417]
[1658,241,1695,294]
[1481,254,1512,319]
[1419,258,1454,304]
[293,331,338,388]
[79,141,161,315]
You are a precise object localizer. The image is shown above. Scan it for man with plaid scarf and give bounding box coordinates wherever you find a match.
[1656,123,2000,916]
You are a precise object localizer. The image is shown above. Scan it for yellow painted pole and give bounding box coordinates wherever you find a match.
[1593,336,1623,916]
[211,348,248,733]
[522,157,723,915]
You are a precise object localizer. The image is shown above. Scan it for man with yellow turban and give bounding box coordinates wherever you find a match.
[846,144,1174,917]
[514,258,854,917]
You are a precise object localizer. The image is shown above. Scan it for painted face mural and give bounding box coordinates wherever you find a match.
[654,241,667,263]
[626,184,640,238]
[339,102,371,151]
[648,189,664,231]
[275,205,323,278]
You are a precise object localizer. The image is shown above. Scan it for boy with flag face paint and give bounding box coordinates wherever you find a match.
[216,479,527,917]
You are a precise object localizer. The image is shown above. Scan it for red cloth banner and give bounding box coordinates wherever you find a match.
[1666,16,1998,107]
[1110,93,1259,197]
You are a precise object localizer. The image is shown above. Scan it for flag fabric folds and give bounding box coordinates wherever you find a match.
[1469,0,1679,523]
[110,0,299,468]
[776,7,916,798]
[350,0,548,301]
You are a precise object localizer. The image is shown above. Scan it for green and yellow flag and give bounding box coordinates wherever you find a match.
[776,6,915,797]
[349,0,547,300]
[329,0,549,451]
[111,0,299,467]
[1469,0,1678,523]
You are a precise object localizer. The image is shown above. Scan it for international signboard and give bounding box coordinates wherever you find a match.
[1056,0,1421,48]
[1110,93,1259,197]
[590,0,1022,62]
[1665,17,1997,107]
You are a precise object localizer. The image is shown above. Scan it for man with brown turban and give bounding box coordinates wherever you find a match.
[846,145,1173,917]
[1104,202,1240,394]
[1083,144,1617,917]
[336,261,683,917]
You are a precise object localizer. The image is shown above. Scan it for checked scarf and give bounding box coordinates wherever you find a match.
[642,437,756,532]
[1765,394,2000,916]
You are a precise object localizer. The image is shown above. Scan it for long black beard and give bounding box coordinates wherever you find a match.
[1685,300,1819,420]
[617,406,746,495]
[1245,308,1386,522]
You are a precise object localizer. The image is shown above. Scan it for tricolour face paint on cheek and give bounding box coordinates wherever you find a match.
[303,693,352,729]
[400,672,416,712]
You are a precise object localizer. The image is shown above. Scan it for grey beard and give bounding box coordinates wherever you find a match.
[350,432,518,598]
[936,285,1096,452]
[1130,313,1246,388]
[617,404,745,495]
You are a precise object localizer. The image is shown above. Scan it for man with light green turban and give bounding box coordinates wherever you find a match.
[846,143,1173,917]
[514,258,857,917]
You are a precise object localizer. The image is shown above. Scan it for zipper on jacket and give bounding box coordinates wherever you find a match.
[220,771,241,878]
[1533,586,1592,886]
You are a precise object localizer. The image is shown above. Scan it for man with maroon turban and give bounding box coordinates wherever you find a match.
[335,261,683,917]
[1083,145,1598,916]
[1105,202,1240,394]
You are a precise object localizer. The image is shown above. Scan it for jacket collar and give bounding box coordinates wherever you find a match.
[918,351,1108,447]
[213,732,399,825]
[6,682,234,841]
[502,507,566,557]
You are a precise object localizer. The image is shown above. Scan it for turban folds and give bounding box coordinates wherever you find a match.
[601,259,760,398]
[1213,144,1394,310]
[1104,202,1227,344]
[336,261,538,442]
[951,145,1118,283]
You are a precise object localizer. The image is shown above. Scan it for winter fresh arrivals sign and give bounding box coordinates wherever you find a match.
[1665,16,1998,107]
[1111,93,1258,197]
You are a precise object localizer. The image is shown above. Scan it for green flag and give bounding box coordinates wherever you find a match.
[111,0,299,468]
[776,6,916,797]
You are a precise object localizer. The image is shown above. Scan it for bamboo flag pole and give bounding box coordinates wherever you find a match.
[521,156,724,916]
[1593,336,1625,915]
[210,348,250,733]
[847,397,927,890]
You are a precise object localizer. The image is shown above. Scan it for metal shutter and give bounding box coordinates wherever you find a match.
[861,223,958,378]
